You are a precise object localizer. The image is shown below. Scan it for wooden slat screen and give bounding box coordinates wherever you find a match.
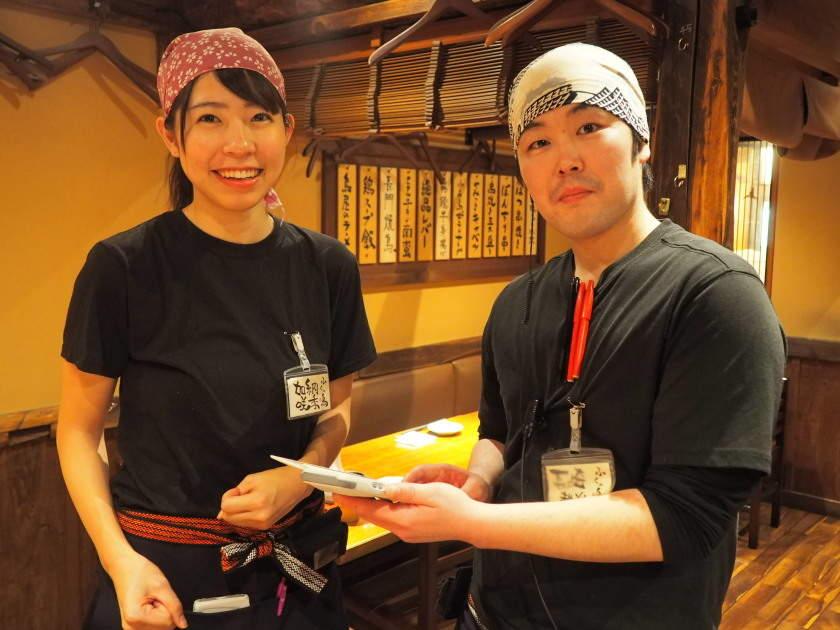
[377,49,431,132]
[438,41,511,128]
[283,66,316,129]
[312,59,370,134]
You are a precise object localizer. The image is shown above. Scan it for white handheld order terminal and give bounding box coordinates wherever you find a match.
[270,456,392,499]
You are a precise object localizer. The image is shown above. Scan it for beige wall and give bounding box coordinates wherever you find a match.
[0,4,508,413]
[771,151,840,341]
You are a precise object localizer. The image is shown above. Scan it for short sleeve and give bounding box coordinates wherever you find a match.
[651,271,786,473]
[478,312,508,442]
[325,244,377,380]
[61,243,129,377]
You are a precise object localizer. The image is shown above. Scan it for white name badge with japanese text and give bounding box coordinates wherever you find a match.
[284,364,331,420]
[541,447,615,502]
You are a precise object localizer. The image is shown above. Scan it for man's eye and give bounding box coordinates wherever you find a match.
[527,139,549,150]
[579,123,601,134]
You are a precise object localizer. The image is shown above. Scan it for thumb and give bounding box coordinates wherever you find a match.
[386,482,434,505]
[151,582,187,629]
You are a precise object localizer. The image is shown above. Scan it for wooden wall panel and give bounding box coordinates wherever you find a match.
[782,356,840,512]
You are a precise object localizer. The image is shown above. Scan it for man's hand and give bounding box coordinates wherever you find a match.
[109,552,187,630]
[218,466,313,530]
[404,463,493,502]
[333,482,483,544]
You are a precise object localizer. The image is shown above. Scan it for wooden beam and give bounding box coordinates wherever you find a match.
[252,0,438,50]
[269,1,614,69]
[4,0,187,32]
[688,0,745,245]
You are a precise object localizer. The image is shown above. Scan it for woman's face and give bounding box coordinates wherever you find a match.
[157,72,293,213]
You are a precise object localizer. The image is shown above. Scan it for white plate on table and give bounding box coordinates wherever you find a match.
[426,419,464,436]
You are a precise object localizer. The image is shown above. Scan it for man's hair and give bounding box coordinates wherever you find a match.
[631,131,654,195]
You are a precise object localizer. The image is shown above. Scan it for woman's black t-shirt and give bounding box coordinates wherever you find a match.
[62,210,377,517]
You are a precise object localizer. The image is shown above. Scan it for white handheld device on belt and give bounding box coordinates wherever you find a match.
[270,456,391,499]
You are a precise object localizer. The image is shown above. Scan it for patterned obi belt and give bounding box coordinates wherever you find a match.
[117,493,335,594]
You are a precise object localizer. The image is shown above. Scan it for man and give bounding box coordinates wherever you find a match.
[335,43,785,630]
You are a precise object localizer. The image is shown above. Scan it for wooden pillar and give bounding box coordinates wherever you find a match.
[652,0,748,246]
[688,0,747,246]
[650,0,698,231]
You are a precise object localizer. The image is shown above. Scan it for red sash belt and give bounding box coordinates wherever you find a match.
[117,494,327,592]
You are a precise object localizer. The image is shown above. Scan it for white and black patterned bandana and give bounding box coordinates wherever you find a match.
[508,43,649,152]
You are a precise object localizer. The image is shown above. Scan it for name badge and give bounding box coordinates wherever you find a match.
[541,448,615,502]
[283,332,331,420]
[540,402,614,501]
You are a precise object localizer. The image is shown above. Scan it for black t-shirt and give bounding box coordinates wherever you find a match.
[475,220,785,629]
[62,210,377,517]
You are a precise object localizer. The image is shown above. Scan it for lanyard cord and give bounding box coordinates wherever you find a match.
[520,400,560,630]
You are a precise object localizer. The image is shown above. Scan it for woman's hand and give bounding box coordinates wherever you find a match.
[404,463,493,502]
[108,552,187,630]
[218,466,312,529]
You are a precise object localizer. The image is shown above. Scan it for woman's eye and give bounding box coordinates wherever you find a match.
[252,112,273,122]
[579,122,601,134]
[197,113,219,123]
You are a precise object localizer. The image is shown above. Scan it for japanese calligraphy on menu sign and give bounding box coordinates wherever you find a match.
[337,164,357,254]
[358,166,378,265]
[378,167,398,263]
[335,164,537,264]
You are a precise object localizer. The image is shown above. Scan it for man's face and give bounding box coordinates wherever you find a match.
[516,103,650,241]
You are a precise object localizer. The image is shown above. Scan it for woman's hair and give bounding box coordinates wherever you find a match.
[164,68,289,210]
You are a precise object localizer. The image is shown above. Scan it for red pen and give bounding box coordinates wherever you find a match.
[571,280,595,380]
[566,279,585,382]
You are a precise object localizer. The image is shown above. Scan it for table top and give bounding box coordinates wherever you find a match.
[337,411,479,563]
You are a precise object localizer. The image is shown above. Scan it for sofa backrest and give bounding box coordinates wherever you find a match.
[347,349,482,445]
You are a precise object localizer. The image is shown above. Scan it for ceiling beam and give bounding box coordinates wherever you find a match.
[268,0,621,68]
[4,0,188,33]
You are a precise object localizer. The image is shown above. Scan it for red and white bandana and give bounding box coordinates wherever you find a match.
[156,27,286,118]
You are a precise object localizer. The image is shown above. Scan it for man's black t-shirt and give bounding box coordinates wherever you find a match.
[62,210,377,517]
[475,220,785,629]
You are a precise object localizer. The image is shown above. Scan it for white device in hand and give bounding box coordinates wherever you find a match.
[192,594,250,613]
[270,455,391,499]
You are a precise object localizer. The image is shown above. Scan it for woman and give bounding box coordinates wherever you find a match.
[57,27,376,629]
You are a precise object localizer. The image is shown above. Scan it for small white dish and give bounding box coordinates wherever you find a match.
[427,418,463,436]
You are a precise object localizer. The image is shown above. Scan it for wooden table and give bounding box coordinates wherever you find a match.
[337,411,479,629]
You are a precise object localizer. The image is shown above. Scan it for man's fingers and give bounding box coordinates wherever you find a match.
[404,465,439,483]
[150,584,187,629]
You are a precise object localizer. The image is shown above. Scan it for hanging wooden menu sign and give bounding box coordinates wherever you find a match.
[483,174,498,258]
[435,171,452,260]
[468,172,484,258]
[451,172,468,260]
[358,166,378,265]
[497,175,512,257]
[417,170,435,262]
[399,168,417,262]
[512,177,527,256]
[337,164,357,254]
[525,193,537,255]
[378,167,398,263]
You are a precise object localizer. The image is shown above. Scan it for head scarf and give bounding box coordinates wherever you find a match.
[156,27,286,210]
[508,42,649,152]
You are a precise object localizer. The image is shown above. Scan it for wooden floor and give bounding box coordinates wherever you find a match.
[722,506,840,629]
[348,504,840,629]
